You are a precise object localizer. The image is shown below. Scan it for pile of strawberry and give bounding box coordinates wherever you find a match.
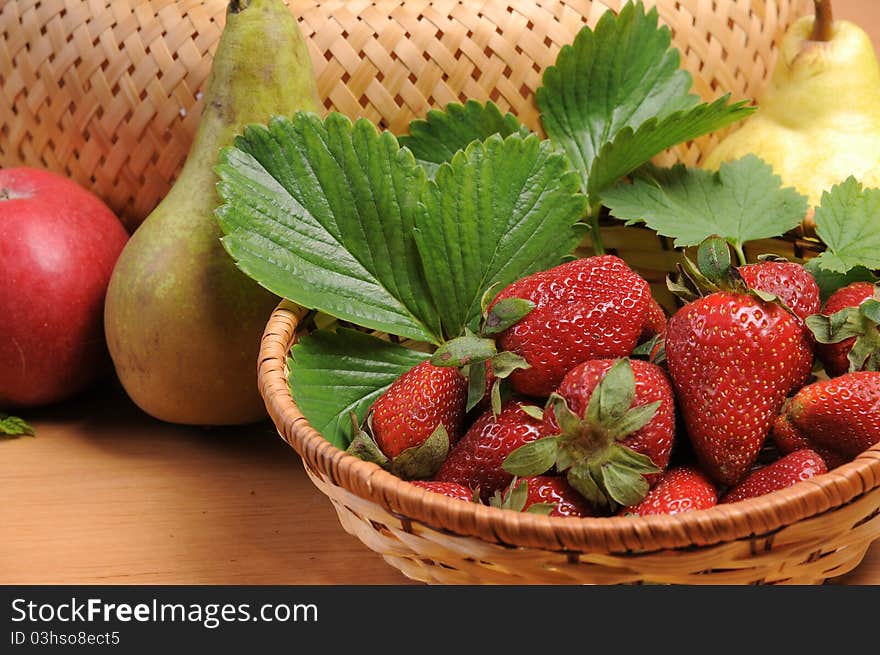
[348,239,880,518]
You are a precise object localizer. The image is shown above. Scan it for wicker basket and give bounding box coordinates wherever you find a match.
[7,0,880,583]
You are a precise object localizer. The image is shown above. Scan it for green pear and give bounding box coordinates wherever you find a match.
[104,0,319,425]
[703,0,880,207]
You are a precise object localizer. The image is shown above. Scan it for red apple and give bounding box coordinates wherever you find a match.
[0,167,129,407]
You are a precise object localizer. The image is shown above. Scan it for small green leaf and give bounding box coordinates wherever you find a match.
[599,462,651,508]
[812,177,880,274]
[585,359,636,426]
[806,308,865,344]
[549,393,583,438]
[346,431,390,468]
[519,404,545,421]
[566,463,606,507]
[216,112,442,343]
[431,335,497,367]
[482,298,535,335]
[389,423,450,480]
[480,283,502,318]
[607,444,662,475]
[504,479,530,512]
[490,379,503,416]
[697,236,732,284]
[610,401,661,440]
[0,414,35,438]
[804,260,876,302]
[525,503,557,516]
[287,328,429,448]
[632,334,665,365]
[536,1,752,201]
[502,437,559,477]
[415,133,587,338]
[603,157,808,256]
[466,361,488,412]
[399,100,529,176]
[860,299,880,324]
[489,351,531,379]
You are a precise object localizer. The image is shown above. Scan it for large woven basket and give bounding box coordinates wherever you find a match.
[7,0,880,583]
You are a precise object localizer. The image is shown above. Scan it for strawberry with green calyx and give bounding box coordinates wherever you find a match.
[430,290,534,415]
[503,358,670,510]
[410,480,479,503]
[346,360,467,479]
[434,400,548,501]
[807,282,880,377]
[618,467,717,517]
[665,237,815,486]
[489,476,599,518]
[487,255,662,398]
[720,449,827,504]
[771,371,880,469]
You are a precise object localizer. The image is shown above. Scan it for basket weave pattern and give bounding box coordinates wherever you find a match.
[3,0,809,229]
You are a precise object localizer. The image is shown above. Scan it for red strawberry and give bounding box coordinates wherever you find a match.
[435,400,546,500]
[619,467,717,517]
[489,255,659,397]
[410,480,475,503]
[543,358,675,487]
[491,476,598,517]
[641,296,668,340]
[770,371,880,468]
[521,476,598,517]
[770,411,843,469]
[370,360,467,458]
[810,282,880,377]
[720,449,827,504]
[665,291,814,486]
[738,260,821,322]
[502,359,671,510]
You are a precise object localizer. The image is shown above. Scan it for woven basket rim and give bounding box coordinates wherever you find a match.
[259,300,880,554]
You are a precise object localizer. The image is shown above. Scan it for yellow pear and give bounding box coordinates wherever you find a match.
[703,0,880,207]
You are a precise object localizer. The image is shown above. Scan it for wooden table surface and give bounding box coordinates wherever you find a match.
[3,0,880,586]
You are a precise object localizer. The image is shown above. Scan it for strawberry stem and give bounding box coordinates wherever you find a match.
[587,201,605,255]
[733,242,747,267]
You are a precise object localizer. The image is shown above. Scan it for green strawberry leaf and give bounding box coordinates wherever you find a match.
[216,112,442,344]
[488,351,530,379]
[602,156,808,263]
[536,1,753,203]
[0,414,35,438]
[482,298,535,336]
[811,177,880,274]
[465,361,488,413]
[585,359,636,427]
[430,334,497,367]
[398,100,529,177]
[415,133,587,337]
[502,437,559,477]
[388,423,450,480]
[287,328,429,448]
[804,260,876,302]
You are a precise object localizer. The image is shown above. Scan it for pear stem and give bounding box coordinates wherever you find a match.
[811,0,834,42]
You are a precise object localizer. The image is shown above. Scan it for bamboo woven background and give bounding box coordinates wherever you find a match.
[260,302,880,585]
[1,0,810,230]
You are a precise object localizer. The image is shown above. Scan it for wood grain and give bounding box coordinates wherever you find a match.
[0,383,412,585]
